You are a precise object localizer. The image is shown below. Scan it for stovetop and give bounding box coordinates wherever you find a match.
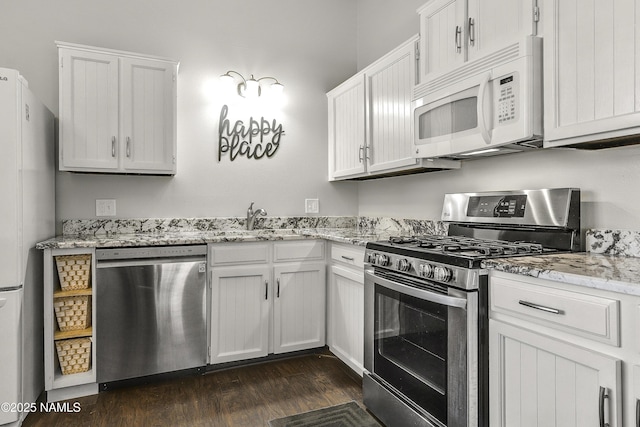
[365,234,562,288]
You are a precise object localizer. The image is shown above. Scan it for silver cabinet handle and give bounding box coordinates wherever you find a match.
[341,255,355,261]
[276,278,280,298]
[265,281,268,300]
[599,386,610,427]
[126,136,131,157]
[111,136,116,157]
[358,145,364,163]
[518,300,564,315]
[364,145,370,161]
[468,17,475,46]
[455,25,462,52]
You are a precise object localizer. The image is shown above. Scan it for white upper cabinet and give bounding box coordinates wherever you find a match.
[418,0,537,81]
[57,42,178,175]
[328,35,459,181]
[365,40,419,173]
[327,75,366,179]
[543,0,640,148]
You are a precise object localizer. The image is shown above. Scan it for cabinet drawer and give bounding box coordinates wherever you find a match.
[273,241,324,262]
[491,275,620,346]
[331,244,365,269]
[209,243,269,266]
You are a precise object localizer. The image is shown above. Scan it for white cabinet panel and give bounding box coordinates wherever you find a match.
[121,57,176,173]
[273,263,326,353]
[210,266,271,364]
[491,320,621,427]
[328,265,364,375]
[328,75,366,179]
[419,0,465,78]
[365,40,418,173]
[544,0,640,147]
[59,49,119,170]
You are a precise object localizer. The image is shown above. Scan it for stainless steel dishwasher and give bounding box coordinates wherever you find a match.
[95,245,207,386]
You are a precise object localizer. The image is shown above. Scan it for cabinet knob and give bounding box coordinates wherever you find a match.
[111,136,116,157]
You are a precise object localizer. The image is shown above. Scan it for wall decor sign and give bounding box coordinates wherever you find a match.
[218,105,285,161]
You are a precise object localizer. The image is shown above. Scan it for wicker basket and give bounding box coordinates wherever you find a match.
[55,337,91,375]
[53,295,91,332]
[55,254,91,291]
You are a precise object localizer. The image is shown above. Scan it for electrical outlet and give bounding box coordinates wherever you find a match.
[96,199,116,217]
[305,199,319,214]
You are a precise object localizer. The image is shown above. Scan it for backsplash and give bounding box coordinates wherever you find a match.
[62,216,357,236]
[358,217,448,236]
[61,216,449,237]
[586,229,640,258]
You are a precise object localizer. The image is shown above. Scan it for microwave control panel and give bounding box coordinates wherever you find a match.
[495,72,519,125]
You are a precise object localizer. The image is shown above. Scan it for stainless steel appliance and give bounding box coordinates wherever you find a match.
[363,188,581,427]
[95,245,207,386]
[413,37,543,159]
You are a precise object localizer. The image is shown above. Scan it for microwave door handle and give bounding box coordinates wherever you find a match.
[477,73,492,144]
[364,270,467,310]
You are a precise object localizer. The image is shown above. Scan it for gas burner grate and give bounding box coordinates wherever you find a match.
[382,234,552,260]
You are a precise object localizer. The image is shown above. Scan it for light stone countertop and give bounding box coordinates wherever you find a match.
[482,252,640,296]
[35,228,389,250]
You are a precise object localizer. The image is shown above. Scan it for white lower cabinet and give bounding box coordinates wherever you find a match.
[210,265,271,364]
[327,243,365,375]
[489,270,640,427]
[490,320,621,427]
[273,263,326,354]
[208,241,325,365]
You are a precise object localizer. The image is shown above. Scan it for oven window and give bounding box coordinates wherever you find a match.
[374,283,447,425]
[418,96,478,139]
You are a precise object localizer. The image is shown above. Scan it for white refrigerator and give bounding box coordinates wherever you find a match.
[0,68,54,426]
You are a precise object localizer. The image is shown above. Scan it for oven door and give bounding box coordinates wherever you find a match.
[364,268,478,427]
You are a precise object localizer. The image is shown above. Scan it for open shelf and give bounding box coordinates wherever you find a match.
[54,288,92,298]
[54,327,93,340]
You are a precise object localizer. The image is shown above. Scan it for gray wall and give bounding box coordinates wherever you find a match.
[0,0,360,222]
[355,1,640,230]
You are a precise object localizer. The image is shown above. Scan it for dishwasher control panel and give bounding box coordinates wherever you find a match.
[96,245,207,261]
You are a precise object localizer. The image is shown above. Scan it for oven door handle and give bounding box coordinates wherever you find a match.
[365,270,467,310]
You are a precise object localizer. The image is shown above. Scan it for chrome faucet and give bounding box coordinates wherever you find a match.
[246,201,267,230]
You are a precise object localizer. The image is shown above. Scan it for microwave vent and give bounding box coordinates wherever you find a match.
[414,39,526,100]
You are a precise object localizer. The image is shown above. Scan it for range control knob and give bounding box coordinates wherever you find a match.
[418,263,434,279]
[396,258,411,272]
[434,266,453,283]
[376,254,390,267]
[365,252,375,263]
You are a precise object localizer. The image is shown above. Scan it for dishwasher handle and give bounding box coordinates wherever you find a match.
[97,256,206,269]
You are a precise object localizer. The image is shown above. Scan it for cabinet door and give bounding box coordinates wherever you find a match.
[210,265,271,364]
[120,57,177,174]
[328,265,364,376]
[327,75,366,180]
[544,0,640,146]
[365,39,418,173]
[490,320,622,427]
[273,263,326,354]
[419,0,466,81]
[59,48,119,171]
[466,0,536,61]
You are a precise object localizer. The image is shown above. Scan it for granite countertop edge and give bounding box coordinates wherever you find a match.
[482,253,640,297]
[35,228,385,250]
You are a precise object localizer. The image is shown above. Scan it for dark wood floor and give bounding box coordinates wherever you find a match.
[23,351,364,427]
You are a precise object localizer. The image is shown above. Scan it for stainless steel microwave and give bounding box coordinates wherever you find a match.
[413,36,543,158]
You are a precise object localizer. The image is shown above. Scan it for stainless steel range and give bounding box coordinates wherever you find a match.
[363,188,581,427]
